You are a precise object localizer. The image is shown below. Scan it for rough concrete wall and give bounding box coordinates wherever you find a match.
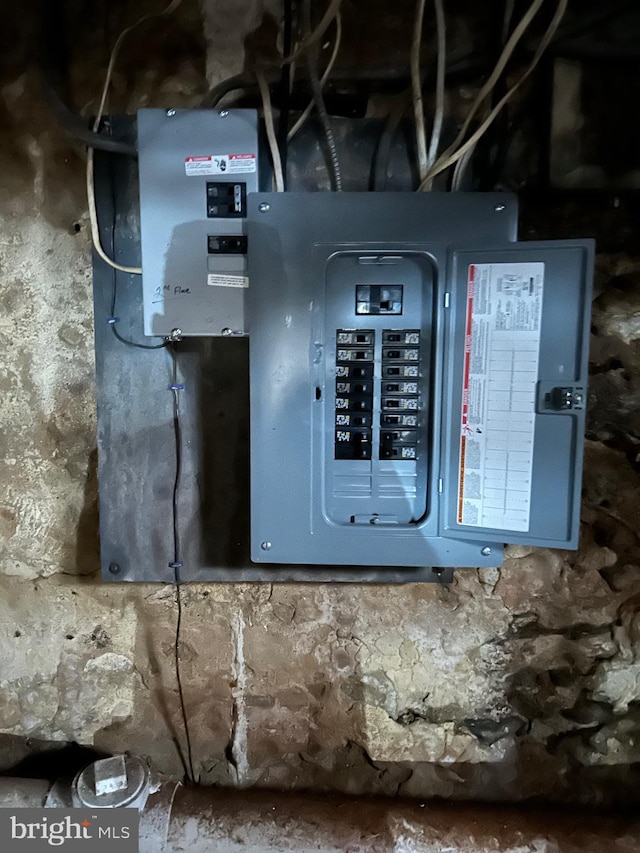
[1,0,640,807]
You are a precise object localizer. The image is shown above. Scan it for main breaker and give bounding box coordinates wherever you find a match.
[247,192,593,569]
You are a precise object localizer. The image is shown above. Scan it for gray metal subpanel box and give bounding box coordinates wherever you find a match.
[247,193,593,569]
[137,109,259,337]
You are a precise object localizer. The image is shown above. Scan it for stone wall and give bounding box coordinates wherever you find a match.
[1,0,639,805]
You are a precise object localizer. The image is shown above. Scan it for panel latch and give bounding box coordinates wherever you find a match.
[544,386,584,411]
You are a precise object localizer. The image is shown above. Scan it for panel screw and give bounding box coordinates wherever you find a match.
[167,327,183,341]
[481,546,492,556]
[258,203,270,213]
[494,203,506,212]
[261,541,272,551]
[108,562,121,575]
[219,109,229,118]
[166,108,176,117]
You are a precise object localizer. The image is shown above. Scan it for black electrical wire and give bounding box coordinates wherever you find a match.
[199,73,255,109]
[105,150,167,350]
[42,83,138,156]
[168,346,197,786]
[104,144,194,782]
[277,0,295,189]
[304,0,342,191]
[38,1,136,156]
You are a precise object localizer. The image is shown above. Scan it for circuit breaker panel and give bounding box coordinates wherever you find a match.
[137,108,259,337]
[247,193,593,569]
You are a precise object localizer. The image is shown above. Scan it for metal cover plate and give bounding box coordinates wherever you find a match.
[441,242,594,548]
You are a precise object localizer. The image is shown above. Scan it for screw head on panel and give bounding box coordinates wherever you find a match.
[494,203,506,212]
[481,546,492,556]
[108,562,121,575]
[258,203,271,213]
[219,109,229,117]
[166,108,176,117]
[261,541,272,551]
[167,327,183,341]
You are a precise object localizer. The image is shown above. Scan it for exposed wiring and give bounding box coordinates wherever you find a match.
[304,0,342,191]
[256,67,285,192]
[502,0,516,43]
[199,73,254,109]
[87,0,184,275]
[168,345,197,785]
[419,0,568,189]
[105,142,167,352]
[451,144,475,190]
[411,0,429,183]
[442,0,545,164]
[287,13,342,142]
[373,91,411,190]
[277,0,294,188]
[93,0,184,130]
[281,0,342,66]
[426,0,446,171]
[87,148,143,274]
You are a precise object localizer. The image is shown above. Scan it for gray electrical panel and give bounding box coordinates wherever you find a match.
[247,193,593,569]
[137,108,259,337]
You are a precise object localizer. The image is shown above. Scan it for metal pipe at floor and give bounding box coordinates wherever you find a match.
[165,788,640,853]
[1,772,639,853]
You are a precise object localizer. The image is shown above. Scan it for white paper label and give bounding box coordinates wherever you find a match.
[184,154,256,176]
[457,262,544,532]
[207,274,249,288]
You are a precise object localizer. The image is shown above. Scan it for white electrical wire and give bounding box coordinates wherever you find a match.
[256,67,285,192]
[419,0,568,190]
[451,144,475,190]
[287,12,342,142]
[426,0,446,171]
[428,0,544,185]
[87,0,184,275]
[411,0,429,183]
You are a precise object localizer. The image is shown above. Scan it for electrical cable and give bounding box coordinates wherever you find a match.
[256,68,285,192]
[88,148,143,274]
[419,0,568,189]
[451,144,475,190]
[411,0,429,183]
[287,13,342,142]
[426,0,446,171]
[304,0,342,191]
[105,145,167,349]
[277,0,294,188]
[41,85,137,155]
[440,0,545,166]
[372,91,411,190]
[427,0,447,189]
[453,0,512,191]
[281,0,342,66]
[168,345,197,785]
[87,0,184,275]
[199,73,255,109]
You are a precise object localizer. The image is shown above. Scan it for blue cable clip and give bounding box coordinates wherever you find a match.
[106,317,120,324]
[168,383,185,391]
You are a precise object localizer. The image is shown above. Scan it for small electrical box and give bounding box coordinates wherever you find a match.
[137,108,259,337]
[247,193,593,569]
